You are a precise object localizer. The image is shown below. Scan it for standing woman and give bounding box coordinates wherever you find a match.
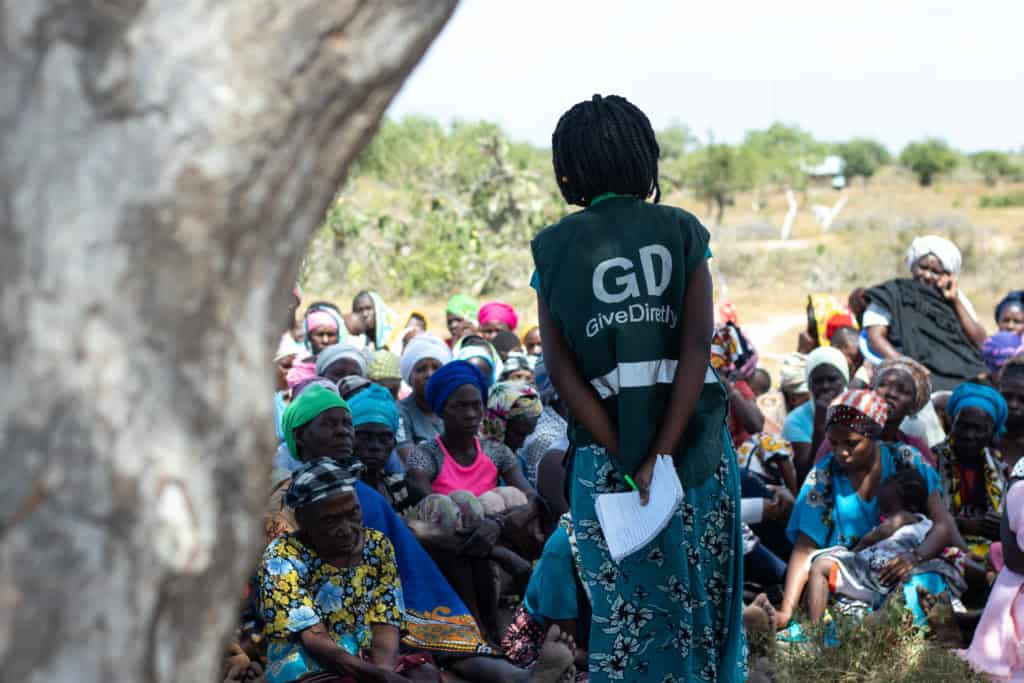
[532,94,745,682]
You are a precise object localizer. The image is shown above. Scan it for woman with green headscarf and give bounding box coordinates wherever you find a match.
[446,294,480,348]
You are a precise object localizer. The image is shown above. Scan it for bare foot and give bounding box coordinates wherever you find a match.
[743,593,776,635]
[918,586,960,648]
[529,625,576,683]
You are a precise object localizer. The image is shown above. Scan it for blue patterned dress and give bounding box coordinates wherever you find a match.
[571,434,748,682]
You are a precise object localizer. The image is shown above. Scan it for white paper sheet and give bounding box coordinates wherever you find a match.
[595,455,684,563]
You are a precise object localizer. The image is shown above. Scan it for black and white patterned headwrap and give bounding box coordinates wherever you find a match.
[285,457,363,510]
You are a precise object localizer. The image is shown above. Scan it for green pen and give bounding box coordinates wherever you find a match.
[623,474,639,492]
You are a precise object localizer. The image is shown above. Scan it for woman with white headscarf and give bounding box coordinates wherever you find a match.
[862,235,987,392]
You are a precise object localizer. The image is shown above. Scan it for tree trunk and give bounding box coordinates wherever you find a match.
[0,1,455,680]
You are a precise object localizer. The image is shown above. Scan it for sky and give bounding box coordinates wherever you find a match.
[388,0,1023,153]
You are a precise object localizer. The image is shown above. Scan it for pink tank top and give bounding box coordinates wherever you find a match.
[431,436,499,497]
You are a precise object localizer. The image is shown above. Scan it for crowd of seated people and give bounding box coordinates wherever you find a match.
[230,234,1024,682]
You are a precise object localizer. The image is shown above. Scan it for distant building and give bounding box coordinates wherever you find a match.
[803,155,846,189]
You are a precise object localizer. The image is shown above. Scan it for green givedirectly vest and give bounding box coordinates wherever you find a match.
[531,196,728,489]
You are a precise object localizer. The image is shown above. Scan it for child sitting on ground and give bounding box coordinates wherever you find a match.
[805,469,934,623]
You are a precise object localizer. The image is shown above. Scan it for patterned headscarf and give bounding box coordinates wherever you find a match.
[367,350,402,381]
[483,381,543,443]
[983,332,1024,375]
[906,235,962,276]
[500,352,533,380]
[871,356,933,414]
[710,322,758,380]
[285,457,362,511]
[826,389,889,439]
[808,294,848,347]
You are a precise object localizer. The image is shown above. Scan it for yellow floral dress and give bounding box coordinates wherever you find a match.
[258,529,404,683]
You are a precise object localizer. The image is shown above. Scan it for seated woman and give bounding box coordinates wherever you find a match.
[455,342,502,387]
[776,389,960,632]
[349,384,414,515]
[783,347,850,482]
[933,382,1010,564]
[367,351,403,400]
[303,302,363,357]
[477,300,519,342]
[316,343,369,384]
[797,293,853,353]
[352,290,398,351]
[998,359,1024,470]
[983,331,1024,377]
[711,322,765,448]
[500,353,535,384]
[492,330,524,363]
[445,295,480,348]
[396,334,452,461]
[803,469,949,625]
[863,235,987,391]
[521,324,542,359]
[814,356,936,466]
[957,457,1024,680]
[526,358,570,521]
[995,290,1024,335]
[405,361,545,643]
[274,388,577,682]
[502,517,590,680]
[756,352,811,435]
[258,458,438,683]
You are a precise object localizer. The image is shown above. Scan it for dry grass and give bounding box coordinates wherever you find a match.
[761,600,987,683]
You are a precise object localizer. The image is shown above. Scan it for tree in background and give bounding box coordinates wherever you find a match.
[900,138,960,186]
[742,122,826,190]
[836,138,892,181]
[969,150,1019,186]
[682,141,751,225]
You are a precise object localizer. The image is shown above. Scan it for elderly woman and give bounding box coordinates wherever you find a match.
[863,235,987,391]
[783,347,850,482]
[814,356,936,466]
[775,390,960,632]
[933,382,1010,561]
[396,334,452,461]
[258,457,437,683]
[303,302,364,356]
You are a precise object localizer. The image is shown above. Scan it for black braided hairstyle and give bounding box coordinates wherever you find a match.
[551,94,661,207]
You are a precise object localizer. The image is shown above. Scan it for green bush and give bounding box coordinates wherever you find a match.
[979,190,1024,208]
[899,139,959,186]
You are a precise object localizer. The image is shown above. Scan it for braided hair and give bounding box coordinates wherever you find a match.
[551,94,661,207]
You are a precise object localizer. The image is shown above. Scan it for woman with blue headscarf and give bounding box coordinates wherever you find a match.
[933,382,1010,563]
[405,361,544,644]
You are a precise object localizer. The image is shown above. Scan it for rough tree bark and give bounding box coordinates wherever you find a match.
[0,1,456,680]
